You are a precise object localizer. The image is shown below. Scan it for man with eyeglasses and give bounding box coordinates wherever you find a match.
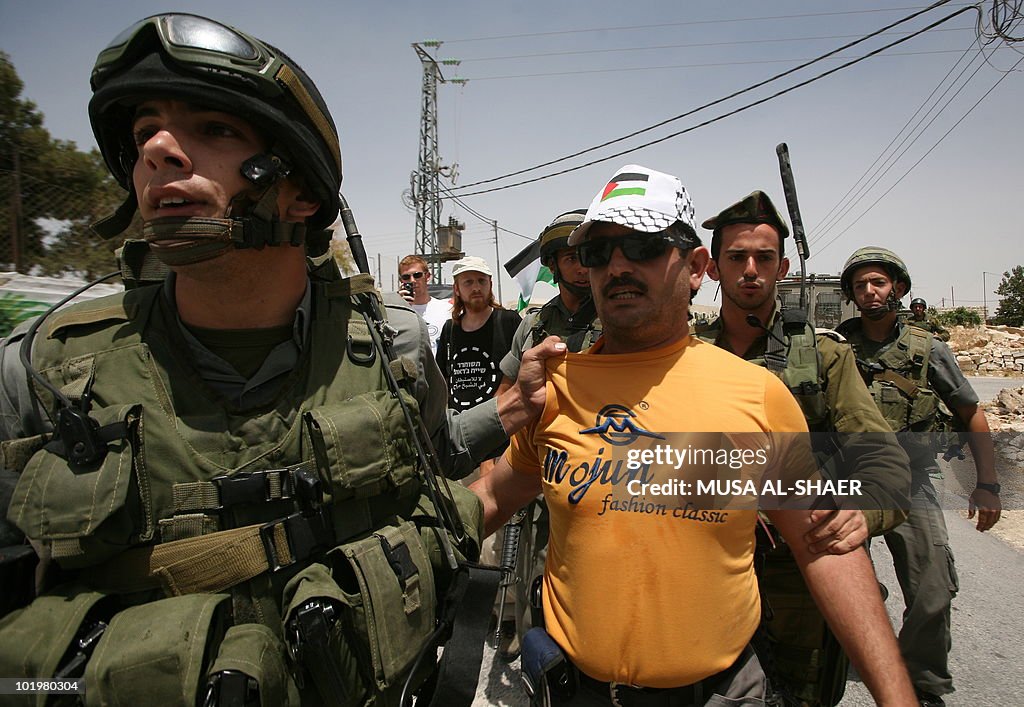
[0,13,558,706]
[471,164,916,705]
[399,254,449,354]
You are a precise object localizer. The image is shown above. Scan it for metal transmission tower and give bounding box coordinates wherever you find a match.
[410,41,466,282]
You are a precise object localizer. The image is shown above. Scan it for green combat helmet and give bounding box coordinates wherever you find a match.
[89,13,342,262]
[539,209,587,264]
[539,209,587,295]
[840,246,912,306]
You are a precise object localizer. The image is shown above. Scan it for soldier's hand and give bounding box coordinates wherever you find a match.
[804,508,868,555]
[515,336,567,413]
[968,488,1001,532]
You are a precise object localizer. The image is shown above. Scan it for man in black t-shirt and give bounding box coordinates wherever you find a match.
[436,256,522,412]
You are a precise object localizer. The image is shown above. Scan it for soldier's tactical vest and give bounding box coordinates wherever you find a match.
[527,296,602,353]
[696,309,847,707]
[841,321,940,435]
[0,275,481,706]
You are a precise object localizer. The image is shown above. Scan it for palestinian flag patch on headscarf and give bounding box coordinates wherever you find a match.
[601,171,649,202]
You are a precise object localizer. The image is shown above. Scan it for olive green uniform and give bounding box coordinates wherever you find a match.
[0,273,506,705]
[696,308,911,706]
[836,318,976,698]
[907,317,950,342]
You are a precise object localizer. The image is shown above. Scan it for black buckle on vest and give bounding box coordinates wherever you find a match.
[795,381,821,396]
[259,510,333,573]
[212,468,295,510]
[376,534,418,589]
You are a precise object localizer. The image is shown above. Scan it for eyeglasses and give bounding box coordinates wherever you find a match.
[400,271,426,281]
[577,234,675,268]
[92,13,340,172]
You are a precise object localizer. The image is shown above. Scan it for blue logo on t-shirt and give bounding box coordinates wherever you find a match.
[579,404,665,446]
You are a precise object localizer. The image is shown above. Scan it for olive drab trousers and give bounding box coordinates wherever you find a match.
[882,473,958,697]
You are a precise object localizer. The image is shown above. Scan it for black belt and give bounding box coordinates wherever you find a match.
[576,648,748,707]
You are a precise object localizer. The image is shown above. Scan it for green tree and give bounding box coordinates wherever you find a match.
[2,51,135,279]
[933,306,981,327]
[994,265,1024,327]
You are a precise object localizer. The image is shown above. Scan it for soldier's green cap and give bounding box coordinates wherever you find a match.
[700,190,790,239]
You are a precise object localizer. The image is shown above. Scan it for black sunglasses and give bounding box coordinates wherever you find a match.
[400,271,426,281]
[577,234,676,268]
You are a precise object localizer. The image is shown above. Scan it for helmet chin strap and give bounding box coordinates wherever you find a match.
[95,152,321,267]
[559,279,590,300]
[858,291,902,321]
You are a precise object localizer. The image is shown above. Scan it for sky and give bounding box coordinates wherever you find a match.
[2,0,1022,311]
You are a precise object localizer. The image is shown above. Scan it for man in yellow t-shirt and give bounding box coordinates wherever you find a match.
[472,164,917,706]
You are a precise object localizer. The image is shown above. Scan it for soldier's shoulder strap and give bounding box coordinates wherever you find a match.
[44,287,151,340]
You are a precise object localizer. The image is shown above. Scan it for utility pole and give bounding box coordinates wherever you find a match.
[983,271,999,322]
[492,220,502,304]
[411,41,466,284]
[377,252,382,288]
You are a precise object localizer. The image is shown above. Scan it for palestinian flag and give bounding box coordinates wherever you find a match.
[600,171,649,202]
[504,238,557,311]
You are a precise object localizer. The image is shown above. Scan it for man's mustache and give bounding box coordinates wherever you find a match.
[602,275,647,297]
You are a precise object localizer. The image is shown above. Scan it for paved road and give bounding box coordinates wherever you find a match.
[965,375,1022,403]
[471,375,1024,706]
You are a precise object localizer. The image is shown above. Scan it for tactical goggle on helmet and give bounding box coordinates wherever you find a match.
[89,13,342,232]
[539,210,588,261]
[840,246,912,301]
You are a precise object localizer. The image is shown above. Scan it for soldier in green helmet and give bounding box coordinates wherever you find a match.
[906,298,950,342]
[698,191,912,706]
[0,13,561,706]
[836,247,1001,707]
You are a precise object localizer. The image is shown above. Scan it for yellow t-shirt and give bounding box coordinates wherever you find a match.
[508,335,816,688]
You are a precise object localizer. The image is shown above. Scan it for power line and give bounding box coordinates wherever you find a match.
[809,43,986,245]
[439,185,533,241]
[446,3,977,199]
[814,52,1024,257]
[442,4,970,43]
[460,27,968,63]
[463,48,966,81]
[448,0,967,193]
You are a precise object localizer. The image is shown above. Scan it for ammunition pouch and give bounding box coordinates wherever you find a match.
[282,520,437,702]
[0,585,111,703]
[303,392,420,526]
[8,405,149,569]
[206,623,298,707]
[86,594,232,706]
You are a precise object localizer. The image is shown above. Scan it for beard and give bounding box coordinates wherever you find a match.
[462,294,491,313]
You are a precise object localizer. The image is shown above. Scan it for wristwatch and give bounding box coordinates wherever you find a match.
[976,482,1001,495]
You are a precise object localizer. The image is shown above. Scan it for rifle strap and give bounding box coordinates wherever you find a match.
[426,562,502,707]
